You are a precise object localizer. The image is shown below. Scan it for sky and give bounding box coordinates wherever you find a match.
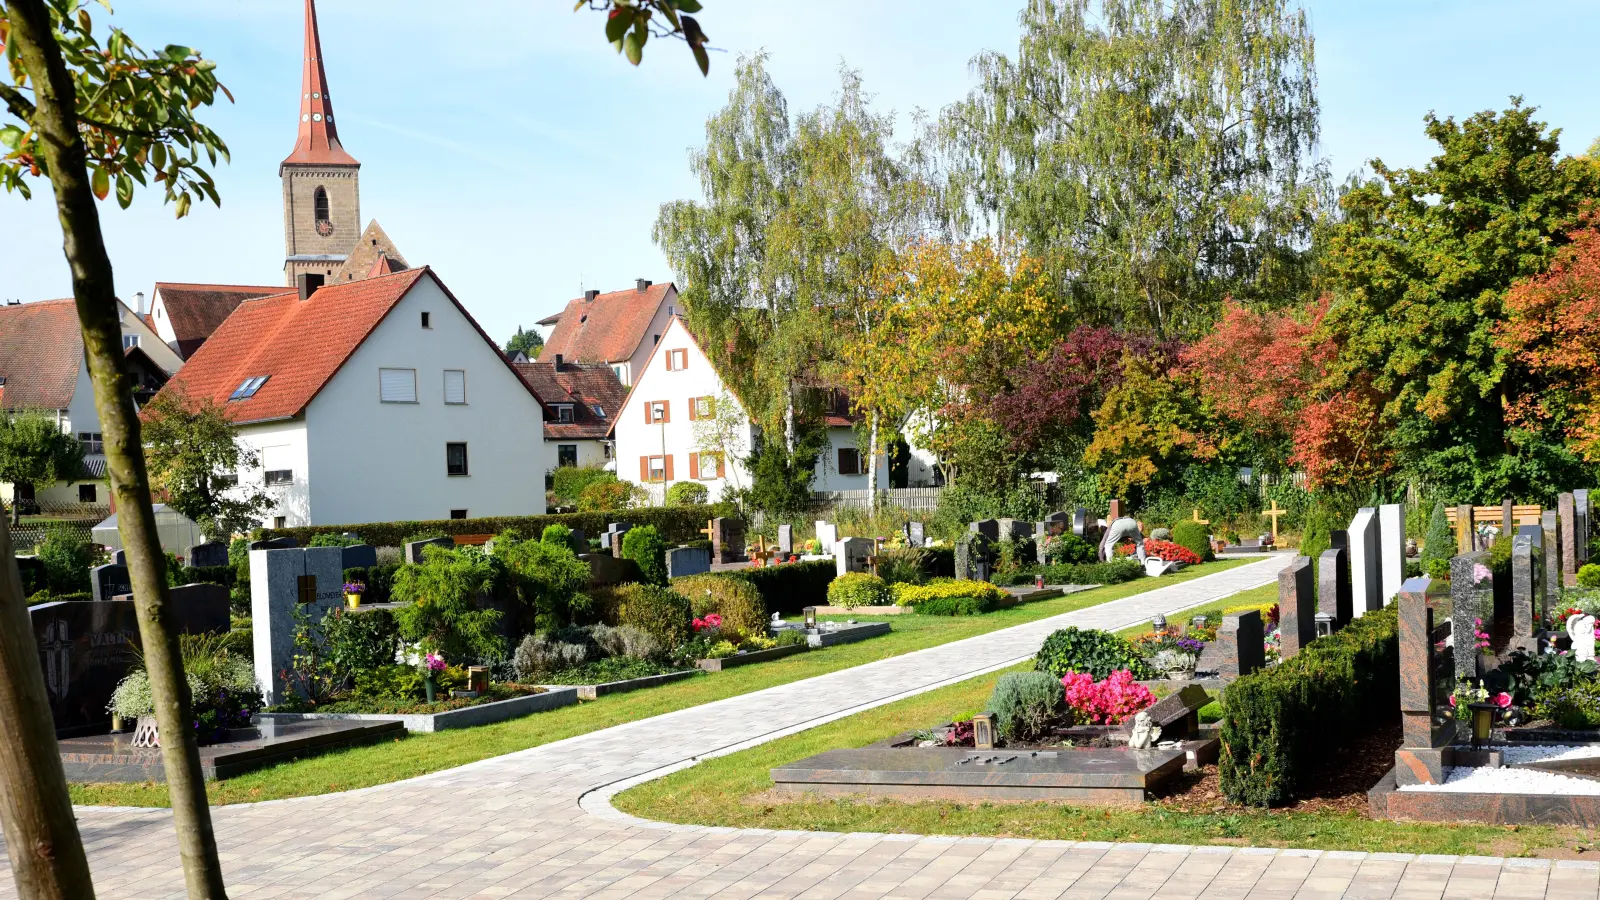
[4,1,1599,347]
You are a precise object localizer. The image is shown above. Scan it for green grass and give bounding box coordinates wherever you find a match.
[72,559,1254,808]
[1116,582,1278,638]
[613,663,1582,856]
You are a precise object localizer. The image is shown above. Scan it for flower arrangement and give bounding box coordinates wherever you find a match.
[1473,618,1492,654]
[1143,539,1201,566]
[1059,669,1155,725]
[422,652,446,675]
[342,582,366,594]
[1448,682,1511,720]
[692,612,724,633]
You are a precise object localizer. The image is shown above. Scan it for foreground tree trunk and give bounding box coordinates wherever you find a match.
[0,514,95,898]
[8,2,229,897]
[866,414,879,514]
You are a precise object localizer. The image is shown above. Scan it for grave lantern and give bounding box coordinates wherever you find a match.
[803,606,817,630]
[1151,614,1167,634]
[1468,702,1497,749]
[1035,574,1045,590]
[1315,612,1335,638]
[467,666,490,694]
[971,713,995,750]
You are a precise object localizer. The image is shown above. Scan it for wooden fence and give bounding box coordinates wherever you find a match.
[811,487,946,513]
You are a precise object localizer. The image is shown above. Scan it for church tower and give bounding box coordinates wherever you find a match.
[281,0,360,286]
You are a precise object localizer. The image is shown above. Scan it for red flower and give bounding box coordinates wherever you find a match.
[1143,539,1201,566]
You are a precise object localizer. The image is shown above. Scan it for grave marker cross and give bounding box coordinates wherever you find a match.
[1264,500,1287,544]
[1191,508,1210,526]
[700,519,715,542]
[866,538,885,577]
[749,536,777,567]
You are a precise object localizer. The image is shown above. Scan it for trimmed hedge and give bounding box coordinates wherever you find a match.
[893,579,1007,608]
[1219,604,1399,807]
[176,565,236,588]
[1170,520,1211,561]
[723,560,835,616]
[258,504,735,549]
[990,560,1145,587]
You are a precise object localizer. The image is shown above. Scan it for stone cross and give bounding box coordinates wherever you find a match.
[1218,611,1264,679]
[1379,503,1405,605]
[1348,507,1382,617]
[1277,555,1315,659]
[1450,551,1488,681]
[1318,543,1351,631]
[1511,531,1542,653]
[1263,500,1286,544]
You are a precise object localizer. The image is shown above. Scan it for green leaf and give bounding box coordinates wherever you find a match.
[605,9,632,44]
[90,166,109,201]
[675,0,703,11]
[115,173,133,208]
[623,31,643,66]
[174,191,191,219]
[0,126,23,152]
[151,141,166,170]
[692,42,709,77]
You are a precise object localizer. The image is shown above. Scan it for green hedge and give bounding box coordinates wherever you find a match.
[1219,604,1399,807]
[176,565,236,588]
[724,560,835,616]
[258,504,734,548]
[991,560,1145,587]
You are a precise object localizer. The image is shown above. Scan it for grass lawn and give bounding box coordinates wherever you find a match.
[613,664,1585,857]
[72,559,1255,808]
[1116,581,1277,638]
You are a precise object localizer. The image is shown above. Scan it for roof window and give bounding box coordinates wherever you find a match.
[229,375,269,401]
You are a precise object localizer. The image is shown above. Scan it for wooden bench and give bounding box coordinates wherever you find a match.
[1444,505,1543,527]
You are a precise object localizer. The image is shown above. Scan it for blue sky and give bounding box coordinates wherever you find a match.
[4,1,1598,346]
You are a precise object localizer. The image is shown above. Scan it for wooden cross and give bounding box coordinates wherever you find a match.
[749,536,776,567]
[1263,500,1286,543]
[700,519,716,542]
[866,537,884,576]
[1190,508,1210,526]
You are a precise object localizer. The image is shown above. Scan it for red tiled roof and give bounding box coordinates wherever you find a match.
[281,0,358,168]
[368,254,405,278]
[538,282,673,365]
[515,361,626,440]
[153,282,284,359]
[0,299,83,410]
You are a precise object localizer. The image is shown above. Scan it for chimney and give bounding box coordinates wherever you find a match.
[584,289,599,302]
[554,353,564,369]
[297,273,324,302]
[134,291,146,315]
[636,278,652,293]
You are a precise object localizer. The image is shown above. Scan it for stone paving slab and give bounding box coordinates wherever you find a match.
[0,556,1565,897]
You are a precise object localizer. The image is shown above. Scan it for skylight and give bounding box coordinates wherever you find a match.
[229,375,269,401]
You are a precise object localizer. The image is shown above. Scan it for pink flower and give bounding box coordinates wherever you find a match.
[424,653,446,673]
[1059,670,1155,725]
[1493,692,1513,709]
[1473,563,1491,584]
[705,613,723,627]
[1447,694,1456,707]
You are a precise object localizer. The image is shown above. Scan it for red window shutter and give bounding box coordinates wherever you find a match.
[687,397,698,422]
[664,454,675,481]
[639,456,649,481]
[645,402,653,424]
[661,400,670,424]
[689,453,700,479]
[715,453,726,478]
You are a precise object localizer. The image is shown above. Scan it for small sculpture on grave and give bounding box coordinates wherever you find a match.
[1126,712,1161,750]
[1569,613,1597,663]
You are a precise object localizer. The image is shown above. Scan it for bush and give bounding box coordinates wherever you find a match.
[1219,605,1399,807]
[722,559,835,616]
[671,574,766,644]
[1043,533,1097,565]
[1042,559,1145,585]
[1143,538,1202,566]
[494,535,592,633]
[1034,627,1154,680]
[665,482,710,507]
[1424,558,1451,580]
[1581,564,1600,589]
[616,583,692,649]
[875,547,928,586]
[551,465,617,508]
[539,523,583,554]
[1420,501,1453,571]
[827,572,892,609]
[986,671,1063,741]
[914,595,994,616]
[390,546,505,663]
[36,523,93,595]
[512,632,592,681]
[258,505,734,549]
[1170,520,1211,561]
[307,533,363,547]
[893,579,1007,608]
[320,607,399,676]
[589,623,662,661]
[578,479,635,513]
[1060,670,1155,725]
[620,525,668,586]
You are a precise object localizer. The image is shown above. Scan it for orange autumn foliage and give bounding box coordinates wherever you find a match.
[1501,224,1600,461]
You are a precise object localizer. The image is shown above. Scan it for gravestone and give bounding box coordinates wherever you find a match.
[569,528,587,550]
[905,521,926,549]
[581,552,641,587]
[815,521,838,554]
[1072,508,1091,538]
[1278,556,1316,659]
[113,583,231,635]
[404,536,453,565]
[1543,509,1564,606]
[600,522,632,555]
[1502,498,1516,536]
[14,555,45,595]
[1576,489,1592,569]
[998,518,1032,542]
[955,532,991,582]
[1108,499,1124,522]
[251,547,345,705]
[1318,545,1351,631]
[1348,508,1382,617]
[969,519,1000,541]
[186,541,229,568]
[1218,611,1264,679]
[1330,529,1349,551]
[90,563,131,603]
[1455,504,1476,553]
[1379,503,1405,605]
[340,544,377,571]
[666,546,711,579]
[711,518,746,564]
[1561,492,1580,585]
[1041,511,1071,536]
[110,549,126,566]
[1511,532,1542,653]
[777,524,793,556]
[1124,684,1211,739]
[249,537,297,551]
[1450,551,1489,680]
[836,537,875,578]
[1396,576,1453,785]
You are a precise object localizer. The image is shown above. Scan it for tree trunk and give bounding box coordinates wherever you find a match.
[8,3,229,897]
[866,414,879,514]
[0,515,96,898]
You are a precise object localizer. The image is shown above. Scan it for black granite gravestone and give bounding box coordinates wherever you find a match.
[186,540,229,568]
[90,563,131,603]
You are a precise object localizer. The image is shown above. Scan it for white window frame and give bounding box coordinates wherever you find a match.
[648,401,666,424]
[698,452,719,481]
[380,367,418,403]
[443,369,467,405]
[647,455,667,482]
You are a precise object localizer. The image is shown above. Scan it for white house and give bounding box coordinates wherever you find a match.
[611,317,888,504]
[536,279,680,387]
[146,282,285,361]
[152,267,546,527]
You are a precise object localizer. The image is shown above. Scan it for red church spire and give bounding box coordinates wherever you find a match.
[282,0,358,167]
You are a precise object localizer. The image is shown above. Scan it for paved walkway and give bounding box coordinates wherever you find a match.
[16,556,1581,899]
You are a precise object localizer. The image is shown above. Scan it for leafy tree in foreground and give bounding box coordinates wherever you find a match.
[579,0,711,74]
[142,390,272,538]
[0,410,84,524]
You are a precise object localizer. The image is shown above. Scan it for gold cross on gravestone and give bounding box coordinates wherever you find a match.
[1191,508,1210,526]
[750,536,776,567]
[1263,500,1286,543]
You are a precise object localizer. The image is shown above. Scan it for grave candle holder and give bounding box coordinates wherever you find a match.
[1468,702,1498,749]
[1152,614,1168,634]
[467,666,489,694]
[1315,612,1334,638]
[1035,574,1045,589]
[803,606,817,630]
[971,713,995,750]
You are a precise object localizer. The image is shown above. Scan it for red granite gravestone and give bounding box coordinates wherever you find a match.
[1278,556,1316,659]
[1217,611,1264,679]
[1395,576,1452,785]
[1560,492,1579,585]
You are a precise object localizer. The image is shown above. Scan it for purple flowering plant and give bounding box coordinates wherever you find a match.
[423,652,446,674]
[342,582,366,594]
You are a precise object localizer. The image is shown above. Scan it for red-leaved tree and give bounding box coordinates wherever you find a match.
[989,326,1160,458]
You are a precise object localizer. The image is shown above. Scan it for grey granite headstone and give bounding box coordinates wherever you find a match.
[1511,532,1542,653]
[1450,551,1488,680]
[905,521,926,548]
[186,540,229,568]
[1349,508,1381,617]
[1278,555,1316,659]
[340,544,377,571]
[955,532,991,582]
[969,519,1000,541]
[777,524,793,556]
[600,522,632,556]
[111,549,126,566]
[1544,509,1564,607]
[90,563,130,603]
[404,536,453,565]
[251,547,345,705]
[666,546,711,579]
[1318,545,1351,631]
[1072,508,1090,538]
[836,537,874,578]
[815,521,838,554]
[1379,503,1405,605]
[1219,611,1264,679]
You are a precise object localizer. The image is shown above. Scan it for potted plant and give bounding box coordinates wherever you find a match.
[421,652,446,703]
[1150,648,1197,680]
[343,581,366,609]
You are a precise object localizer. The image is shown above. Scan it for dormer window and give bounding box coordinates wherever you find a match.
[229,375,269,401]
[554,404,575,424]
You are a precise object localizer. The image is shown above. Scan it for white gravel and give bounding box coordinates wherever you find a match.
[1397,744,1600,795]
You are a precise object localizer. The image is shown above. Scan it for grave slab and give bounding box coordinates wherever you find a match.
[59,718,402,781]
[666,546,712,579]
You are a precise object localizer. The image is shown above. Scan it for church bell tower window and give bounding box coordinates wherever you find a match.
[314,186,333,236]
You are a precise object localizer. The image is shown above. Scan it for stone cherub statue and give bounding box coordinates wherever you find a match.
[1126,711,1161,750]
[1569,613,1597,663]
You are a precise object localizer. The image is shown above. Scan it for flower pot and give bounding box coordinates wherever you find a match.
[1166,667,1195,681]
[345,592,362,609]
[424,675,437,704]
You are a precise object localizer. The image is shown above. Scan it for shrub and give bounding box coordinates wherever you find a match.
[875,547,928,586]
[892,579,1006,608]
[551,465,616,507]
[390,546,505,662]
[36,523,93,595]
[540,523,585,555]
[1219,604,1398,807]
[578,479,634,513]
[620,525,668,586]
[723,559,835,616]
[1169,520,1211,561]
[1424,558,1451,580]
[494,535,591,633]
[589,623,662,661]
[1420,501,1453,571]
[512,633,592,681]
[258,506,733,549]
[1578,564,1600,589]
[1043,533,1097,565]
[1034,627,1154,680]
[1060,670,1155,724]
[1143,538,1202,566]
[616,583,692,649]
[1040,559,1145,586]
[827,572,892,609]
[671,574,766,643]
[915,595,995,616]
[986,671,1063,741]
[665,482,710,507]
[320,607,399,676]
[307,532,363,547]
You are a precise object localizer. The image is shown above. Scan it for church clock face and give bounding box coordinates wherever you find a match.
[316,219,334,237]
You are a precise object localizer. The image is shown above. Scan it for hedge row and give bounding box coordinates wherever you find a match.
[722,560,836,616]
[1218,604,1399,807]
[258,504,735,549]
